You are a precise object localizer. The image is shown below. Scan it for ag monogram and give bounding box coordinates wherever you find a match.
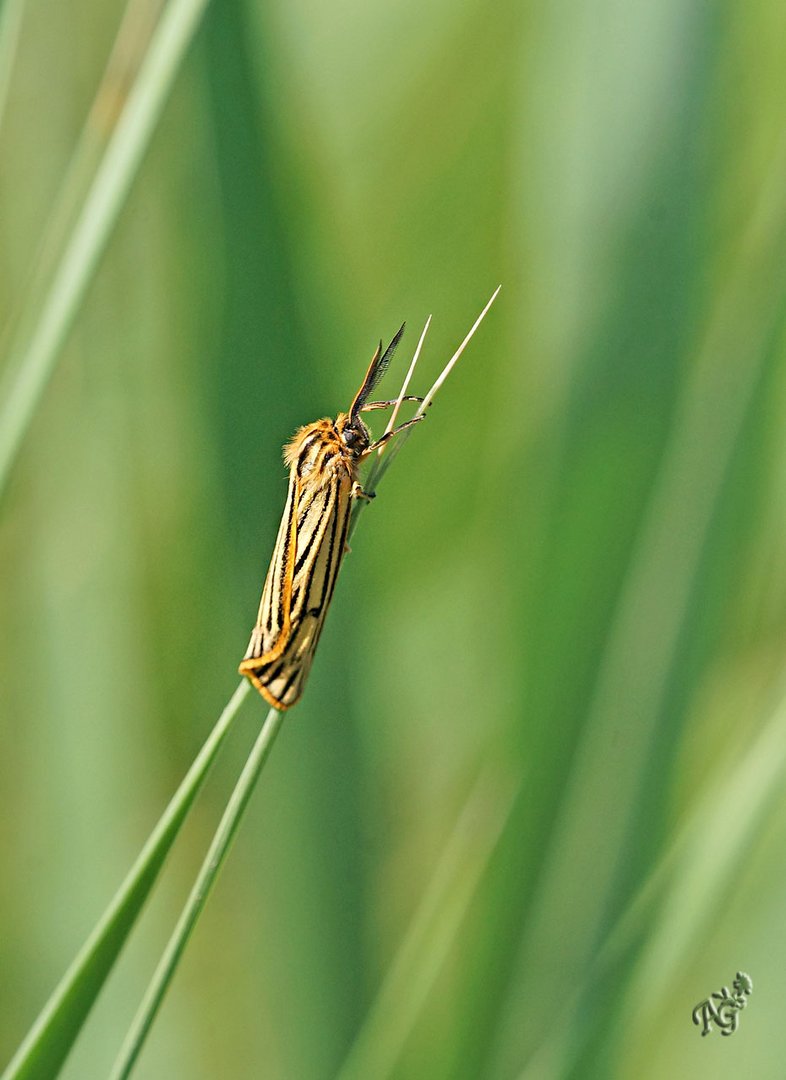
[692,971,753,1037]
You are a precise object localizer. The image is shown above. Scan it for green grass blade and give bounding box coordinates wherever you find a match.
[108,704,284,1080]
[0,0,212,504]
[335,765,518,1080]
[1,679,250,1080]
[0,0,162,383]
[369,286,501,494]
[516,674,786,1078]
[0,0,25,138]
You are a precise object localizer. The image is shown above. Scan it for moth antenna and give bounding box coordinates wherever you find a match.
[350,323,406,419]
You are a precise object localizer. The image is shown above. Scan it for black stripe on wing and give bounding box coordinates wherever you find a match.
[249,479,353,708]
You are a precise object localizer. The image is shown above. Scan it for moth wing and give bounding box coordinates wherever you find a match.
[240,467,300,668]
[247,617,320,710]
[240,466,353,710]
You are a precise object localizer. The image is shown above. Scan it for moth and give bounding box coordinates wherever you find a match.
[239,326,423,710]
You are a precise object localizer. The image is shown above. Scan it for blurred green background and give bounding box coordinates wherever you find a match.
[2,1,786,1077]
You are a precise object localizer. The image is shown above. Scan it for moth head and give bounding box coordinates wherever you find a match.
[339,325,405,459]
[336,412,371,456]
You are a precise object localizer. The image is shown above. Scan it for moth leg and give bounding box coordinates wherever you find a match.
[365,414,425,454]
[361,395,424,412]
[346,483,373,553]
[351,481,376,502]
